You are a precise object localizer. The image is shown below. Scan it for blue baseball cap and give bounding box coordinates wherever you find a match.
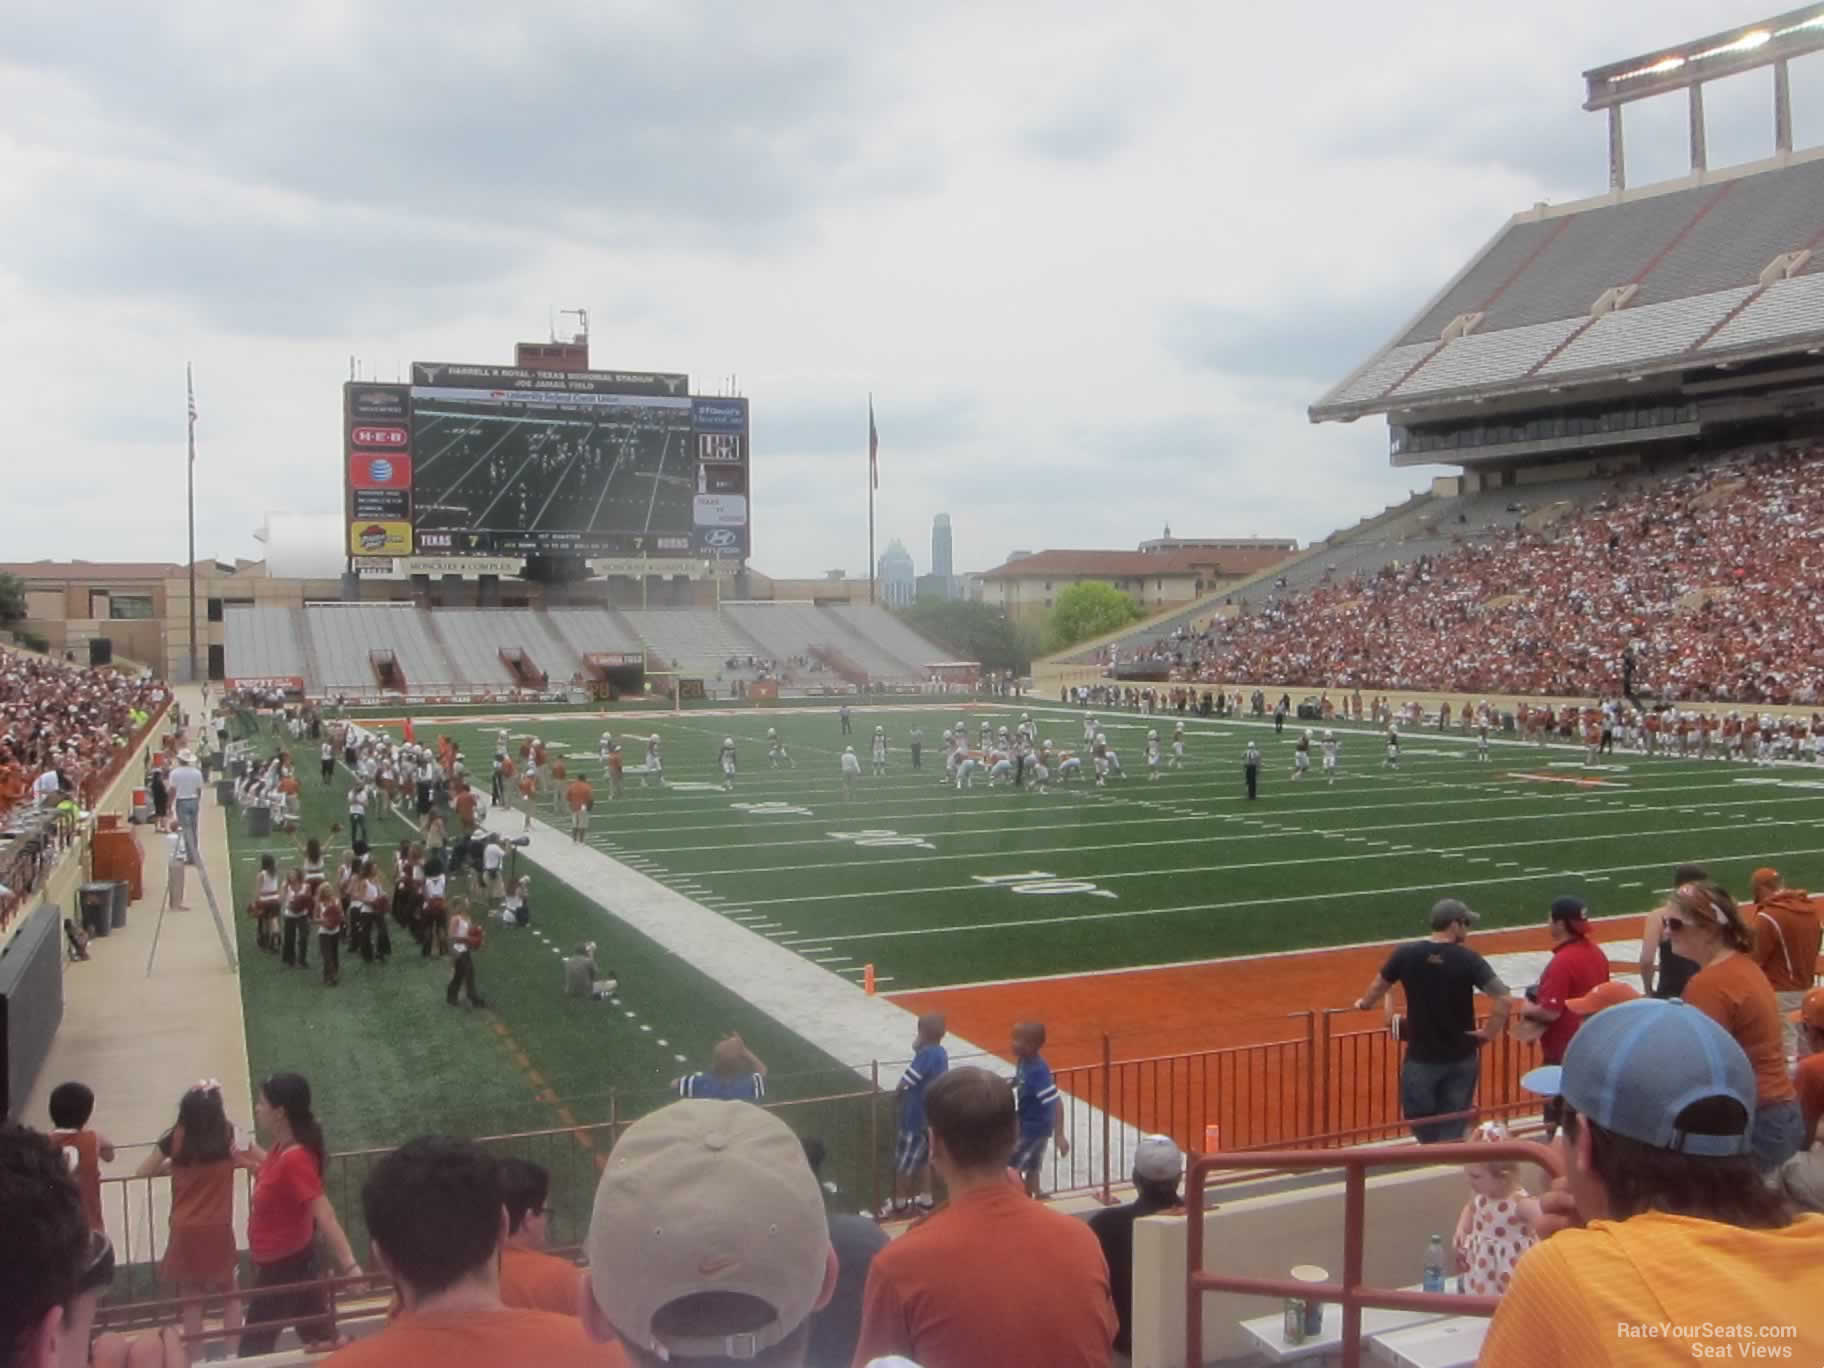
[1519,998,1754,1158]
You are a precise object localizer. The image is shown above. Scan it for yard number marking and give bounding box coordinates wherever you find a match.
[828,829,936,850]
[732,800,815,816]
[971,870,1117,899]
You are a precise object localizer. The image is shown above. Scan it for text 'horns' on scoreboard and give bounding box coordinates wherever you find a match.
[409,363,689,397]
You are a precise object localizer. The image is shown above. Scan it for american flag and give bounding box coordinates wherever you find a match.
[187,365,198,464]
[868,396,879,490]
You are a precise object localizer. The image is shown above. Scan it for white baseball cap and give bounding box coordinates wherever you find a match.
[1133,1133,1184,1182]
[585,1101,831,1359]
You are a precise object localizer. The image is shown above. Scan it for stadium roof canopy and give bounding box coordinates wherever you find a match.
[981,546,1292,580]
[1310,149,1824,425]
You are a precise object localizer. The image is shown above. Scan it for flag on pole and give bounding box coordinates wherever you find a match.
[186,365,198,458]
[868,397,879,490]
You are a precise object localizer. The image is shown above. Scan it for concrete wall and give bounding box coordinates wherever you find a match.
[1130,1159,1545,1367]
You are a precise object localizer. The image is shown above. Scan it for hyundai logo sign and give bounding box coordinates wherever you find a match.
[703,528,738,548]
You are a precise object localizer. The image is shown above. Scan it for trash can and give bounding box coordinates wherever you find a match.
[79,883,113,939]
[246,805,272,837]
[106,880,129,930]
[216,779,236,807]
[131,788,150,823]
[230,758,247,780]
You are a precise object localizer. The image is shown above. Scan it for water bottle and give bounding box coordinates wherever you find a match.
[1422,1235,1445,1294]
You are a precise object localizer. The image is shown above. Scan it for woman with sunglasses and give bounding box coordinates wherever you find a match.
[1669,881,1806,1172]
[235,1074,361,1357]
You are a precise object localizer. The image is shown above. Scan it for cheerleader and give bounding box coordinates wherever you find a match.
[314,882,343,986]
[251,855,281,954]
[280,868,312,968]
[422,855,449,958]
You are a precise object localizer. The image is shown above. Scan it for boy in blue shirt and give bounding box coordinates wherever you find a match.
[881,1012,948,1219]
[1012,1020,1069,1196]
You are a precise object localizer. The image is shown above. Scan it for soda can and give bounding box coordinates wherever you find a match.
[1283,1298,1307,1344]
[1305,1297,1324,1336]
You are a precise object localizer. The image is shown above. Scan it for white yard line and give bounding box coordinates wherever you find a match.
[810,843,1824,946]
[467,801,1142,1179]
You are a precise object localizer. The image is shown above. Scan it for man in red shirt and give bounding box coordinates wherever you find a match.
[1514,897,1610,1139]
[852,1067,1116,1367]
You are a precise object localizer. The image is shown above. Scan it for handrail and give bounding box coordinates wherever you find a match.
[1184,1139,1563,1368]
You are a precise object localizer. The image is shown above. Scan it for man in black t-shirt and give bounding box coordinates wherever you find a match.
[1087,1135,1185,1354]
[1353,899,1512,1142]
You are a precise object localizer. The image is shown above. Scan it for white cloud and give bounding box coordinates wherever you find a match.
[0,0,1770,576]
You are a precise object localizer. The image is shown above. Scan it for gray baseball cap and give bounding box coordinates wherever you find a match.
[1519,998,1754,1157]
[1429,898,1478,930]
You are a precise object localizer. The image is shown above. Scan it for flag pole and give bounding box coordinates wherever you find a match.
[187,364,198,684]
[868,394,876,605]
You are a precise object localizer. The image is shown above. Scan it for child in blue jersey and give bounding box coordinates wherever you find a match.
[881,1013,948,1219]
[675,1033,768,1101]
[1011,1020,1069,1197]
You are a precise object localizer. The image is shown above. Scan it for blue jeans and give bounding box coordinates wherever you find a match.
[1750,1099,1805,1174]
[1400,1054,1481,1143]
[174,797,201,866]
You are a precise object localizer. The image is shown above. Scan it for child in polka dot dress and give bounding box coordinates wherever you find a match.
[1451,1122,1540,1296]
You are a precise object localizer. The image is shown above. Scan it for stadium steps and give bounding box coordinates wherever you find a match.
[810,643,869,687]
[292,606,325,694]
[819,604,925,680]
[415,606,464,686]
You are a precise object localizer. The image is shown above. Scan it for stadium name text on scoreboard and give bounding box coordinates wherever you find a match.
[359,365,751,559]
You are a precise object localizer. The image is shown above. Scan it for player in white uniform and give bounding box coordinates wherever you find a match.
[1029,742,1051,793]
[1101,733,1124,781]
[644,734,664,787]
[718,737,737,790]
[767,727,793,768]
[1083,713,1098,747]
[986,749,1014,786]
[1145,730,1162,781]
[1018,713,1035,744]
[1475,716,1490,761]
[1321,729,1339,782]
[977,719,992,753]
[871,726,888,775]
[1293,729,1311,780]
[1055,749,1083,783]
[1384,723,1400,770]
[954,747,979,790]
[598,730,614,762]
[1170,720,1185,769]
[839,745,861,799]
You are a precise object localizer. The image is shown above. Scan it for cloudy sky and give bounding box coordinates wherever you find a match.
[4,1,1815,578]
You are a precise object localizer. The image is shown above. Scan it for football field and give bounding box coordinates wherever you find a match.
[433,701,1824,1001]
[225,699,1824,1234]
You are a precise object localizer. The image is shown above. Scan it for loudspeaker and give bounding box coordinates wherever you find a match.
[88,637,113,667]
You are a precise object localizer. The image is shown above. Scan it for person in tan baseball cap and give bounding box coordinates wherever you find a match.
[581,1100,837,1365]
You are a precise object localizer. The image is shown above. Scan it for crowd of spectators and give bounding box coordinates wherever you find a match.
[1123,445,1824,703]
[0,652,168,819]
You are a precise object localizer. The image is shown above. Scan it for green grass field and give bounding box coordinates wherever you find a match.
[224,700,1824,1233]
[425,702,1824,989]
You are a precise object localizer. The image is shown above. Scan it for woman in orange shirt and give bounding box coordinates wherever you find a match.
[135,1082,244,1353]
[1668,880,1807,1172]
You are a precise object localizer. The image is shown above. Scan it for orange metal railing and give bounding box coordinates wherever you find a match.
[1184,1139,1564,1368]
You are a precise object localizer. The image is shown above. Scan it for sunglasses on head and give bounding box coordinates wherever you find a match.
[77,1229,115,1296]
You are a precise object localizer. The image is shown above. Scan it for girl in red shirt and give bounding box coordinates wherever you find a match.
[235,1074,361,1357]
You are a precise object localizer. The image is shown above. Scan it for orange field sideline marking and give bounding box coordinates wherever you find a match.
[891,917,1648,1068]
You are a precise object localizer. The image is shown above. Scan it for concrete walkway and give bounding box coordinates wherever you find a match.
[22,685,252,1263]
[472,793,1145,1194]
